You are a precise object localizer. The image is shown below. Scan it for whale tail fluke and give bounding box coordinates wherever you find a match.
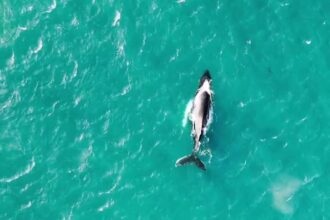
[175,153,206,171]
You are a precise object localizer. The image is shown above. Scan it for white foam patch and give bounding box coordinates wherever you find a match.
[177,0,186,3]
[0,90,20,112]
[280,2,290,7]
[205,105,213,132]
[112,11,121,26]
[117,43,125,56]
[71,16,79,26]
[239,101,246,108]
[271,177,302,214]
[303,174,320,185]
[20,201,32,210]
[74,96,82,106]
[70,61,78,80]
[78,145,93,172]
[120,84,131,96]
[7,52,15,68]
[33,38,43,54]
[99,161,124,196]
[200,148,213,164]
[304,40,312,45]
[46,0,57,13]
[182,99,193,127]
[22,5,34,13]
[169,49,180,62]
[18,26,28,31]
[0,158,35,183]
[98,200,114,212]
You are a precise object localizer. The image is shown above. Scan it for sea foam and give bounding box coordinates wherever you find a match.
[0,158,35,183]
[182,99,193,127]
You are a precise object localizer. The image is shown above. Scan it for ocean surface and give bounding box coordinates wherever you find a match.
[1,0,330,219]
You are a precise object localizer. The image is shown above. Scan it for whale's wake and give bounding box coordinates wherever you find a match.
[182,99,193,127]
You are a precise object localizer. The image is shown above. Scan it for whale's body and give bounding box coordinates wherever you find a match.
[176,70,213,170]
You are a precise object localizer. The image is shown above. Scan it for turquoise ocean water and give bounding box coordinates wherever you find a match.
[1,0,330,219]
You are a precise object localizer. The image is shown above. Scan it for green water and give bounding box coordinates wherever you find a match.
[1,0,330,219]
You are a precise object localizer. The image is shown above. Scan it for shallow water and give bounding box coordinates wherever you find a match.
[1,0,330,219]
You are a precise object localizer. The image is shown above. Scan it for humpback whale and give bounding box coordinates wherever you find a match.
[176,70,213,171]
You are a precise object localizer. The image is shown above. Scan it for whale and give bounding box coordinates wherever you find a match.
[176,70,213,171]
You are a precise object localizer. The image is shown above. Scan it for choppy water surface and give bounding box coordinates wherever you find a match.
[1,0,330,219]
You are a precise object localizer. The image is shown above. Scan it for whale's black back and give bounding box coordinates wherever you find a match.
[200,91,211,130]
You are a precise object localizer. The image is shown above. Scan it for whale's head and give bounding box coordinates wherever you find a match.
[199,70,212,88]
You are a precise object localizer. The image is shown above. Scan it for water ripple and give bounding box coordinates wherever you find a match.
[112,11,121,27]
[0,157,35,183]
[45,0,57,14]
[271,176,302,215]
[98,160,125,196]
[97,199,114,212]
[182,99,193,127]
[33,38,43,54]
